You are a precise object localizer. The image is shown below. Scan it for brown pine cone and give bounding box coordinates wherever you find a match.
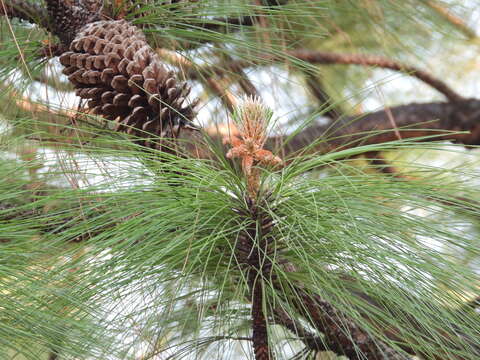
[59,19,198,150]
[45,0,99,44]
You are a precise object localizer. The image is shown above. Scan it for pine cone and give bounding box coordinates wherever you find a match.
[59,19,198,150]
[45,0,98,44]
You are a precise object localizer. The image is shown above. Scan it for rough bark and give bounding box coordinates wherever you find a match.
[289,287,409,360]
[269,99,480,156]
[235,198,275,360]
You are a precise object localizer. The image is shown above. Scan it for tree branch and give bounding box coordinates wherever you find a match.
[8,85,480,161]
[187,99,480,161]
[187,50,463,102]
[288,287,409,360]
[235,197,275,360]
[270,99,480,156]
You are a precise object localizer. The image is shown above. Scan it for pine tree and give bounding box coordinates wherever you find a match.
[0,1,479,359]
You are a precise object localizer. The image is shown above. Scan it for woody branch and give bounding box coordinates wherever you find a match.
[184,50,463,102]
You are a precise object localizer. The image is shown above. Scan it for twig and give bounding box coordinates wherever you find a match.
[187,50,463,102]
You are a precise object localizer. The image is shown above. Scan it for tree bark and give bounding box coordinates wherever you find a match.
[267,99,480,156]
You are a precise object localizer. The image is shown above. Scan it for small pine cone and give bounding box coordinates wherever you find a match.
[45,0,99,44]
[59,20,198,149]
